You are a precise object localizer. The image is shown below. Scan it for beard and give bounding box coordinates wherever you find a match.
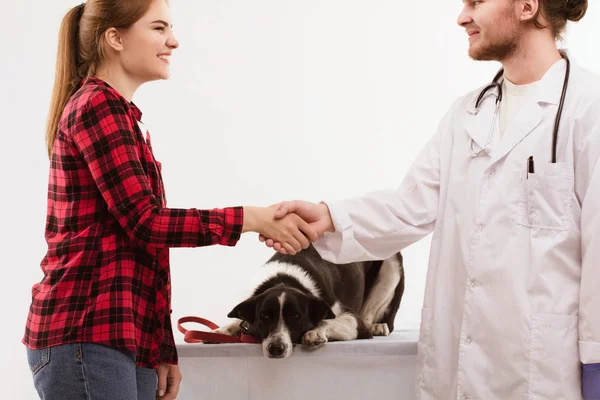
[469,31,520,61]
[469,7,521,61]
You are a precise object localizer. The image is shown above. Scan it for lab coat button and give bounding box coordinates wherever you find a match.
[465,336,473,344]
[477,224,485,232]
[469,279,478,288]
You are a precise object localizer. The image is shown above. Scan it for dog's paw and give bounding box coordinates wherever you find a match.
[302,329,328,349]
[202,324,242,344]
[370,323,390,336]
[212,323,242,337]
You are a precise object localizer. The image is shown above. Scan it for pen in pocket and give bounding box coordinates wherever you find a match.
[527,156,535,179]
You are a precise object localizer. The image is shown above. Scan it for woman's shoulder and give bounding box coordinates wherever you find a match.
[67,78,126,112]
[59,77,133,133]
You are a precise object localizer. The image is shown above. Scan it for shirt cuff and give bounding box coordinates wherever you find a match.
[218,206,244,246]
[583,363,600,400]
[312,200,370,264]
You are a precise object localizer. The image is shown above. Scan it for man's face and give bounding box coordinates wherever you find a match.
[457,0,523,61]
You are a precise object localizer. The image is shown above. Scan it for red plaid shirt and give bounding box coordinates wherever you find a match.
[23,77,244,368]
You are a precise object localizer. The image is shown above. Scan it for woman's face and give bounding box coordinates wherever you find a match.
[117,0,179,83]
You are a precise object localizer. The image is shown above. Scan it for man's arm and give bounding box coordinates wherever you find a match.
[308,98,460,263]
[574,98,600,400]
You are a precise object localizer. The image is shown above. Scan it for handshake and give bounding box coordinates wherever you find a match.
[242,200,334,255]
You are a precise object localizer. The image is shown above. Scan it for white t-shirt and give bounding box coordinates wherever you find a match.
[137,121,148,143]
[499,78,541,138]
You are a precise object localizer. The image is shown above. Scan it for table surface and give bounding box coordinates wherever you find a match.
[176,329,419,358]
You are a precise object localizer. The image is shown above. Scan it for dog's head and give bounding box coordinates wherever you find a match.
[227,287,335,359]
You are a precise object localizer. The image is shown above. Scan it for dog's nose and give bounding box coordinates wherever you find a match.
[268,343,285,357]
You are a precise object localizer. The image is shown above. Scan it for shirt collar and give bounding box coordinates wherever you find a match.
[81,76,143,121]
[466,52,571,114]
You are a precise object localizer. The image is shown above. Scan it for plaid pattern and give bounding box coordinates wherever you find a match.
[23,77,244,368]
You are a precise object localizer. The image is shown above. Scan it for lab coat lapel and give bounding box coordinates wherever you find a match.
[479,56,568,165]
[464,90,500,154]
[489,102,544,165]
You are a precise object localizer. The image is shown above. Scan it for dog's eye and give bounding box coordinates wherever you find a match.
[289,312,300,319]
[260,312,269,320]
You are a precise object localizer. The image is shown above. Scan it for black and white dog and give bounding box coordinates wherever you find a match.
[214,245,404,359]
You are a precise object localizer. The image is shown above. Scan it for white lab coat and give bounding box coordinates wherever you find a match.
[314,56,600,400]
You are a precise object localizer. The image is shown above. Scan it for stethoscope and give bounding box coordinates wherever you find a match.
[470,52,570,163]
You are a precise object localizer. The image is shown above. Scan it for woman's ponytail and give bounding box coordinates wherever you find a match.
[45,4,85,158]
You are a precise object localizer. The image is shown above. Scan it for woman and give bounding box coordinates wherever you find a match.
[23,1,317,399]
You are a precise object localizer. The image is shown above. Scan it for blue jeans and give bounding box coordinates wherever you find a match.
[26,342,157,400]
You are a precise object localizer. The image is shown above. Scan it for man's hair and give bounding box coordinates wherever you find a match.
[533,0,588,40]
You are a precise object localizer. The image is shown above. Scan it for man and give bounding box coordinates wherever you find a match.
[260,0,600,398]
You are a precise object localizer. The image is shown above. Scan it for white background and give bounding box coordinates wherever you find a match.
[1,1,599,398]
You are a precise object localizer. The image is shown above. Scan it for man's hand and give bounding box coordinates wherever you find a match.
[259,200,334,254]
[156,363,182,400]
[243,204,319,255]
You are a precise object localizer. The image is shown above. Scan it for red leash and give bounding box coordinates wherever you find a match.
[177,316,261,344]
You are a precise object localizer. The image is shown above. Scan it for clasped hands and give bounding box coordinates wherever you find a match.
[256,200,334,255]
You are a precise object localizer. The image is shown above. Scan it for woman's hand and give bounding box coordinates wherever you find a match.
[156,363,182,400]
[242,205,318,255]
[258,201,334,254]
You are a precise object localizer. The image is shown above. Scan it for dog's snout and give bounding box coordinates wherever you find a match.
[268,343,285,357]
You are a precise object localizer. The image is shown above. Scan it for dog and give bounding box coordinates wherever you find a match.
[214,244,405,359]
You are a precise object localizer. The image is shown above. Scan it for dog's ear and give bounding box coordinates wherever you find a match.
[309,297,336,325]
[227,296,259,323]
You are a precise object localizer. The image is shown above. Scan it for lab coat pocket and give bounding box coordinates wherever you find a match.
[528,313,580,400]
[518,162,574,231]
[416,307,432,399]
